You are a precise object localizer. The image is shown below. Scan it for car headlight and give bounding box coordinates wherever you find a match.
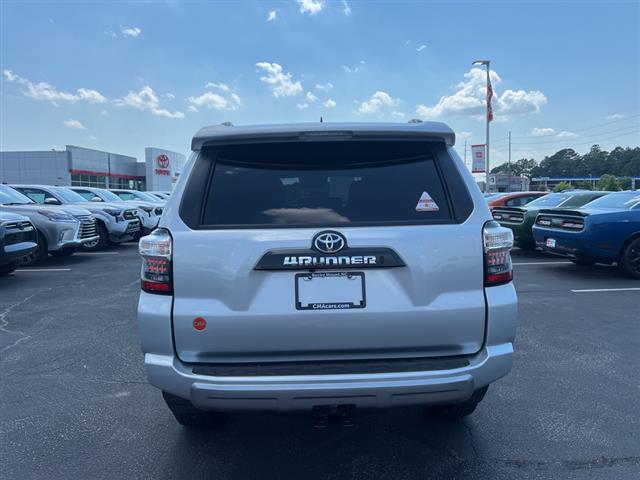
[103,208,122,217]
[38,210,78,223]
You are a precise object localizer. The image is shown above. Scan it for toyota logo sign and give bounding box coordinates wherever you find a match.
[157,154,170,169]
[312,231,346,254]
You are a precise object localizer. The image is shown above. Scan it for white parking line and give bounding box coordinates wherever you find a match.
[513,261,572,266]
[75,252,119,255]
[571,287,640,293]
[16,268,71,272]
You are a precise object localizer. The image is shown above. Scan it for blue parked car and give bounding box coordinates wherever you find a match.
[532,191,640,278]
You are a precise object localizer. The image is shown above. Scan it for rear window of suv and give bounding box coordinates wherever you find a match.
[199,141,454,228]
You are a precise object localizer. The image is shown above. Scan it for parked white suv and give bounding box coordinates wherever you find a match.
[138,122,518,427]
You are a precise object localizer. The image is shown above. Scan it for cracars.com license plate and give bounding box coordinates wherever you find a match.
[546,238,557,248]
[295,272,366,310]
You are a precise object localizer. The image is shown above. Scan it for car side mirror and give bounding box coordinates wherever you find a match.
[90,197,103,202]
[44,197,61,205]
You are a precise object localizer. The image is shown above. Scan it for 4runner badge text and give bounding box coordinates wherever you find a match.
[283,255,377,267]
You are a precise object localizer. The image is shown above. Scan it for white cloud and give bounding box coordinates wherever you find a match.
[3,70,107,105]
[357,91,400,115]
[100,110,109,116]
[297,103,309,110]
[187,90,242,111]
[531,127,554,136]
[341,60,365,74]
[297,0,324,15]
[391,110,406,119]
[63,119,87,130]
[605,113,625,120]
[163,92,175,99]
[187,105,199,112]
[316,82,334,92]
[323,99,336,108]
[457,131,472,140]
[89,135,97,140]
[3,70,18,82]
[306,91,318,103]
[205,82,232,93]
[342,0,351,15]
[115,86,185,118]
[121,26,141,38]
[416,44,427,52]
[555,130,577,138]
[256,62,303,97]
[267,10,277,22]
[416,68,546,120]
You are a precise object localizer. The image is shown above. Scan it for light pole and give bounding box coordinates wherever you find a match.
[472,59,491,191]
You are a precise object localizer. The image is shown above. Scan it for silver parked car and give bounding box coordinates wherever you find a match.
[138,122,518,427]
[11,185,140,250]
[109,189,164,234]
[68,186,149,239]
[0,211,38,275]
[0,184,98,264]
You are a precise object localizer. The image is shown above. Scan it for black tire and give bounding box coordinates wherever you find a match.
[424,386,489,420]
[570,259,596,266]
[21,231,48,266]
[82,222,108,251]
[0,262,18,276]
[162,391,225,428]
[50,248,76,257]
[619,237,640,279]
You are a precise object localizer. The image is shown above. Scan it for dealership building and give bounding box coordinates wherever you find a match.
[0,145,186,191]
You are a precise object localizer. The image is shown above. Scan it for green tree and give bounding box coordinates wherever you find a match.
[554,181,573,192]
[598,174,620,191]
[617,177,633,190]
[538,184,548,192]
[574,181,593,190]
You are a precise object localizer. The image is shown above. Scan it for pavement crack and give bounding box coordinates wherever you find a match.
[0,293,38,353]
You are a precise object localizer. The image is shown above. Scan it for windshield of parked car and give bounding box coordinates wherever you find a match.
[53,187,90,203]
[584,192,640,209]
[0,185,35,205]
[94,189,123,202]
[526,193,571,207]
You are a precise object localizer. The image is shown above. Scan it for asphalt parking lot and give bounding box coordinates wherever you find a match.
[1,245,639,480]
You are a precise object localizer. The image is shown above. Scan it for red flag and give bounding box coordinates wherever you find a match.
[487,75,494,122]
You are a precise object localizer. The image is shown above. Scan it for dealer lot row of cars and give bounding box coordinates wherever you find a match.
[0,184,170,275]
[487,190,640,278]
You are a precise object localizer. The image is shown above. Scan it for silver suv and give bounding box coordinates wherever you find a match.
[138,122,518,427]
[11,185,140,249]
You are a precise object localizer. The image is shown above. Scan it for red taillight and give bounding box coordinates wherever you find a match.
[561,221,583,230]
[483,221,514,287]
[139,229,172,295]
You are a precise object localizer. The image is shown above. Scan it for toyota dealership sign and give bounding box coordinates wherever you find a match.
[155,154,171,176]
[145,148,186,190]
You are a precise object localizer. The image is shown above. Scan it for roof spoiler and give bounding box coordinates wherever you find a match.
[191,122,456,151]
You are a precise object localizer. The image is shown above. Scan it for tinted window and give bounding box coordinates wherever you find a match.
[527,193,570,207]
[201,142,452,227]
[585,192,640,209]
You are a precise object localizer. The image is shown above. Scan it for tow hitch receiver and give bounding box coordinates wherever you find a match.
[313,405,355,428]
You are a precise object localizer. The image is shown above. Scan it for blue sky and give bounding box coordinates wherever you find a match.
[1,0,639,168]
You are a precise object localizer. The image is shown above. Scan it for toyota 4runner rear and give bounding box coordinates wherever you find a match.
[138,122,518,427]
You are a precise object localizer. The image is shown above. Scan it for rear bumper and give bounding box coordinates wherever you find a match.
[532,228,616,263]
[144,343,513,411]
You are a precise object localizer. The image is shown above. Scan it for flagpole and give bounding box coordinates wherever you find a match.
[485,61,490,191]
[473,59,491,192]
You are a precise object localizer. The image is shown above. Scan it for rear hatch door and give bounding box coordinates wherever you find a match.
[171,140,487,363]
